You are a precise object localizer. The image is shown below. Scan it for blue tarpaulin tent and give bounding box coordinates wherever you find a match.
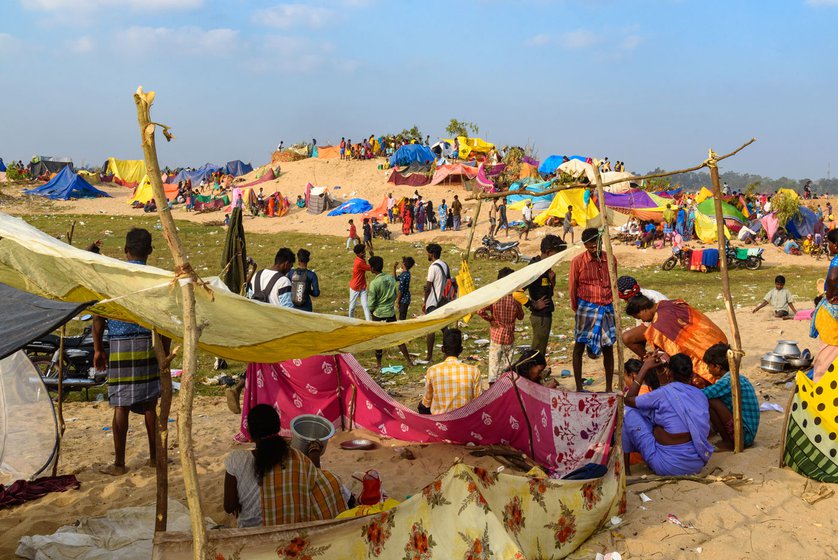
[172,163,222,185]
[223,160,253,177]
[0,158,6,172]
[327,198,373,216]
[389,145,435,167]
[786,206,818,239]
[24,167,110,200]
[538,155,586,176]
[506,179,555,211]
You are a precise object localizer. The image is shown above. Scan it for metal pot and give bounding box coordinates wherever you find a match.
[801,348,813,361]
[787,356,813,369]
[760,352,787,373]
[773,340,801,359]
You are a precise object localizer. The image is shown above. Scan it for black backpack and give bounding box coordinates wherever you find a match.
[290,268,310,307]
[251,270,282,303]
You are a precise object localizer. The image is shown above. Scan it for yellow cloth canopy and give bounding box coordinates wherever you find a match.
[693,210,731,243]
[104,158,146,186]
[694,186,714,204]
[533,188,599,227]
[456,137,494,158]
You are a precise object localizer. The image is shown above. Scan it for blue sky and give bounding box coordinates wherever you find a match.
[1,0,836,177]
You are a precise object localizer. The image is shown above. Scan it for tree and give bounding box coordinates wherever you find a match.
[395,125,423,143]
[445,119,479,139]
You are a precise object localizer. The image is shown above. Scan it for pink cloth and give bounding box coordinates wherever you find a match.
[760,213,779,241]
[236,355,617,476]
[794,309,815,321]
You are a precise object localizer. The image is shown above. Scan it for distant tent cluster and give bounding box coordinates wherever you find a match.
[29,156,73,178]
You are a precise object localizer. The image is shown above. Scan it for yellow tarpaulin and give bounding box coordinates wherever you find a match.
[0,213,577,363]
[456,137,494,159]
[105,157,146,185]
[694,186,714,204]
[533,188,599,227]
[693,210,731,243]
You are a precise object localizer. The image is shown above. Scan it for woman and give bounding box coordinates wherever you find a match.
[812,229,838,381]
[425,201,436,230]
[626,295,728,388]
[416,201,426,232]
[514,350,556,388]
[401,201,413,235]
[623,353,714,476]
[224,405,346,527]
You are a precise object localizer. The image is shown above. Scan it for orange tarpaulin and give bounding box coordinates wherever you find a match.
[365,196,389,220]
[519,162,539,179]
[317,146,341,159]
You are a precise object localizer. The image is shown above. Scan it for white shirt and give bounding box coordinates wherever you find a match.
[425,259,449,309]
[224,450,261,527]
[522,205,533,221]
[387,196,395,209]
[250,269,293,307]
[738,226,756,241]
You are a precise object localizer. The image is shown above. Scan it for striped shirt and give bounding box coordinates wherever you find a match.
[477,294,524,345]
[569,250,614,306]
[422,356,483,415]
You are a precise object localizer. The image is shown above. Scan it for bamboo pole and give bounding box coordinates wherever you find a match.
[592,165,627,509]
[153,332,176,532]
[52,220,75,477]
[463,198,483,262]
[708,151,745,453]
[133,87,208,557]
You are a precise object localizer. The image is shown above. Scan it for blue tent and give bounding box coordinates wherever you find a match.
[223,160,253,177]
[327,198,373,216]
[538,155,586,176]
[24,166,110,200]
[173,163,222,185]
[389,145,435,167]
[786,206,818,239]
[506,179,554,210]
[0,158,5,172]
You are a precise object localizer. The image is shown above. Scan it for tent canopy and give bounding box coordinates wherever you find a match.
[172,163,221,185]
[429,163,479,186]
[694,186,714,203]
[696,198,747,224]
[327,198,373,216]
[128,176,179,205]
[389,144,435,167]
[24,167,110,200]
[533,188,599,227]
[557,159,596,183]
[223,160,253,177]
[431,140,453,158]
[103,158,145,186]
[29,156,73,177]
[538,155,586,176]
[507,179,555,211]
[786,206,818,239]
[455,136,494,159]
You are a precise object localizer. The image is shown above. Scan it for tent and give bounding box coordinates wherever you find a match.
[77,169,101,184]
[171,163,221,185]
[600,171,635,193]
[387,169,431,186]
[429,163,479,186]
[327,198,373,216]
[0,158,5,172]
[694,186,714,204]
[518,161,540,179]
[786,206,819,239]
[557,159,596,183]
[0,283,91,480]
[305,183,339,214]
[102,158,145,187]
[24,167,110,200]
[455,136,494,159]
[389,144,435,167]
[193,193,229,212]
[693,210,731,243]
[507,179,555,211]
[316,145,341,159]
[127,176,179,205]
[223,160,253,177]
[29,156,73,178]
[430,140,454,159]
[365,196,390,220]
[604,190,670,222]
[696,198,746,234]
[538,155,586,176]
[533,188,600,227]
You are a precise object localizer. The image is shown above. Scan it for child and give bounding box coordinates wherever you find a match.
[623,358,659,395]
[752,275,796,318]
[477,268,524,383]
[446,208,454,230]
[362,218,374,255]
[702,343,760,449]
[346,219,359,250]
[394,256,415,320]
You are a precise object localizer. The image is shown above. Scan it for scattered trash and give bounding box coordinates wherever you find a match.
[666,513,695,529]
[414,359,429,365]
[170,369,183,378]
[560,369,571,378]
[172,381,181,391]
[639,492,652,503]
[595,553,622,560]
[609,516,622,527]
[583,378,594,386]
[802,485,834,505]
[473,339,490,346]
[760,402,784,413]
[102,426,110,431]
[380,365,404,375]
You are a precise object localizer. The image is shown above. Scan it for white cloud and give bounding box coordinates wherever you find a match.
[560,29,601,50]
[246,35,359,74]
[118,26,238,56]
[806,0,838,5]
[620,34,642,51]
[253,4,336,29]
[22,0,202,11]
[526,33,551,47]
[68,35,95,54]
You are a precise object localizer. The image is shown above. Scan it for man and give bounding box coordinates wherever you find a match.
[737,220,758,244]
[367,256,413,370]
[419,329,482,415]
[662,204,675,227]
[521,200,534,240]
[752,275,796,318]
[497,197,509,238]
[562,206,574,243]
[423,243,452,362]
[92,228,167,475]
[478,267,524,383]
[487,198,498,238]
[349,244,372,320]
[569,228,617,392]
[387,192,395,223]
[523,235,567,358]
[617,275,668,356]
[676,206,686,237]
[451,195,462,231]
[288,248,320,312]
[340,137,346,160]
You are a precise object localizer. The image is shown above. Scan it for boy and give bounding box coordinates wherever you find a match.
[362,217,374,255]
[478,267,524,383]
[394,256,415,320]
[702,343,760,449]
[349,244,372,320]
[346,219,359,250]
[367,256,413,370]
[752,275,796,318]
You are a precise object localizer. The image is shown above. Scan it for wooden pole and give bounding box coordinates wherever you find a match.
[592,164,627,508]
[153,332,175,532]
[708,151,745,453]
[52,220,75,477]
[463,197,483,263]
[133,87,208,557]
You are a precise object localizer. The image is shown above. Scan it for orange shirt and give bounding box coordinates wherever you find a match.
[350,256,371,291]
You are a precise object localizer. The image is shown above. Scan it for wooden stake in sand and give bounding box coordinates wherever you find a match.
[464,197,483,262]
[52,220,75,478]
[133,87,208,558]
[152,332,177,532]
[708,150,745,453]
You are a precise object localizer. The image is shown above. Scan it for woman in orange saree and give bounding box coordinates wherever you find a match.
[626,295,728,388]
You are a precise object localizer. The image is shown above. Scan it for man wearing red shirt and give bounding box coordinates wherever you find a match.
[569,228,617,392]
[349,244,372,320]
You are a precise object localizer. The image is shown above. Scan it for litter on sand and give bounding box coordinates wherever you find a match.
[760,402,784,413]
[666,513,695,529]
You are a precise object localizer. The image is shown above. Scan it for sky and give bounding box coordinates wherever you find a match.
[2,0,837,178]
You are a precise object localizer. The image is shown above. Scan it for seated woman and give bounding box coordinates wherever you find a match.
[224,404,346,528]
[623,353,714,476]
[623,358,658,396]
[626,295,728,388]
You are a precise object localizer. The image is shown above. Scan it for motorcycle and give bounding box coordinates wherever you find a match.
[661,246,692,271]
[725,244,763,270]
[371,219,391,241]
[24,314,108,390]
[474,235,520,262]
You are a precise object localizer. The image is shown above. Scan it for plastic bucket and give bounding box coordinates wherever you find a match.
[289,414,336,453]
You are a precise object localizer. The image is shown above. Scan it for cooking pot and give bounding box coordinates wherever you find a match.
[760,352,787,373]
[773,340,801,359]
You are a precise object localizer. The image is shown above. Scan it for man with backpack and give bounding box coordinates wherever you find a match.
[423,243,456,362]
[288,248,320,312]
[367,256,413,371]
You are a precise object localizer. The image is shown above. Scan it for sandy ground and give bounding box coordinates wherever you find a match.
[2,309,835,559]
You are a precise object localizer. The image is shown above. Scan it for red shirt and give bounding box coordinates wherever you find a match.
[477,295,524,345]
[348,224,357,238]
[350,256,371,291]
[569,250,614,308]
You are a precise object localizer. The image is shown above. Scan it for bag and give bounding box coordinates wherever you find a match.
[290,268,309,307]
[251,270,282,303]
[432,262,458,306]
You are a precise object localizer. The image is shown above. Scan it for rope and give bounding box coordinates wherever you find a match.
[96,281,174,305]
[704,149,719,169]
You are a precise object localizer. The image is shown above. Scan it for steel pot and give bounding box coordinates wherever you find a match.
[773,340,801,359]
[787,356,812,369]
[760,352,787,373]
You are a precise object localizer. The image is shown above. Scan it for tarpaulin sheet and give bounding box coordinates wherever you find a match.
[24,167,110,200]
[533,188,599,227]
[389,145,435,167]
[128,176,179,205]
[171,163,221,185]
[386,170,431,186]
[0,213,576,363]
[223,160,253,177]
[316,146,340,159]
[507,179,554,211]
[455,136,494,159]
[103,158,145,187]
[429,163,479,186]
[327,198,373,216]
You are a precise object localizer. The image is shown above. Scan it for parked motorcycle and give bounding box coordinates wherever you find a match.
[24,314,108,388]
[661,247,692,271]
[725,244,763,270]
[474,235,520,262]
[371,219,391,241]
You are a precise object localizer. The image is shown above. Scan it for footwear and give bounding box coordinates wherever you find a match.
[226,388,241,415]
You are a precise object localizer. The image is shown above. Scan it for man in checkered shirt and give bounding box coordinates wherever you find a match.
[419,329,482,415]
